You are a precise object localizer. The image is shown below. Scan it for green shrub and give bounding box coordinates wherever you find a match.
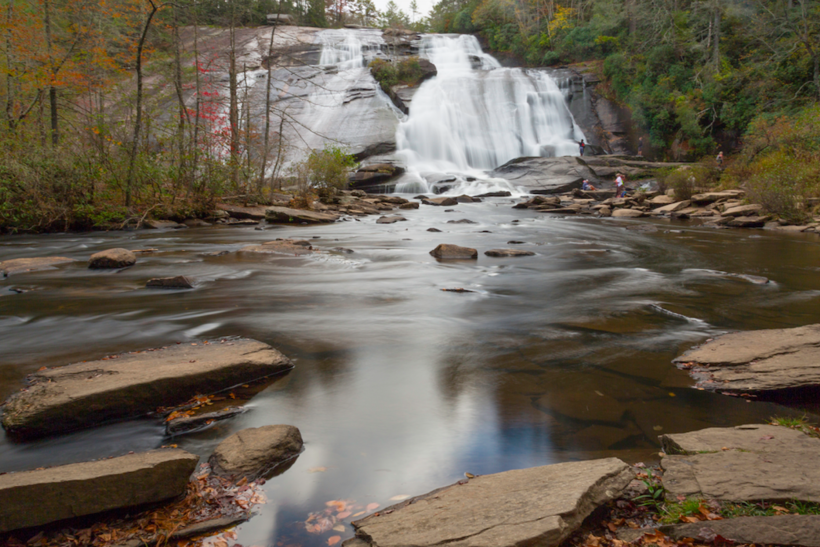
[742,152,818,223]
[368,56,426,92]
[302,145,359,202]
[663,168,696,201]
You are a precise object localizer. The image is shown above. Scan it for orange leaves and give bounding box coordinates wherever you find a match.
[328,536,341,546]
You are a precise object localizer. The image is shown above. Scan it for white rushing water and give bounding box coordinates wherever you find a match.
[395,34,585,194]
[318,28,385,69]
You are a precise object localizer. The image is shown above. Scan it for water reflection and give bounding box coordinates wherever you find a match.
[0,201,818,545]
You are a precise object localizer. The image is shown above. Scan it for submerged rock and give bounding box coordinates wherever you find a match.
[429,244,477,259]
[422,196,458,206]
[660,424,820,503]
[88,248,136,269]
[146,276,195,289]
[239,239,315,256]
[446,219,476,224]
[376,215,407,224]
[673,323,820,394]
[1,339,293,438]
[210,425,303,478]
[349,458,633,547]
[484,249,535,257]
[0,449,197,533]
[0,256,74,277]
[166,406,248,436]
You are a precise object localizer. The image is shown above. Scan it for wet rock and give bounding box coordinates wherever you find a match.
[539,208,576,214]
[484,249,536,257]
[427,227,442,232]
[667,515,820,546]
[422,196,458,206]
[225,218,260,226]
[143,219,187,230]
[611,208,646,218]
[475,191,512,197]
[0,257,74,277]
[210,425,303,478]
[660,424,820,502]
[333,247,355,253]
[349,163,406,190]
[490,156,597,194]
[399,201,420,210]
[203,250,230,257]
[376,215,407,224]
[654,200,691,214]
[265,206,340,224]
[239,239,314,255]
[513,196,560,209]
[721,204,763,217]
[690,190,745,205]
[171,515,250,540]
[217,203,268,220]
[89,248,137,269]
[1,339,293,438]
[455,195,478,203]
[0,449,198,533]
[183,219,212,227]
[429,244,477,260]
[146,276,195,289]
[507,240,526,244]
[728,215,768,228]
[672,323,820,394]
[349,458,633,547]
[446,219,476,224]
[598,206,612,217]
[166,406,248,436]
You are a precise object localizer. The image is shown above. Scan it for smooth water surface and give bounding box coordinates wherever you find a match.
[1,203,819,545]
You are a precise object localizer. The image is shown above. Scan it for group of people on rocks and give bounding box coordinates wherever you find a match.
[581,172,628,197]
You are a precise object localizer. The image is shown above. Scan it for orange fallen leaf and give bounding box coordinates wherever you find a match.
[328,536,341,546]
[337,511,351,519]
[366,503,379,512]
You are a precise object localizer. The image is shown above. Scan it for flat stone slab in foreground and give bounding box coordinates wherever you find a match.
[674,323,820,393]
[349,458,633,547]
[0,449,197,533]
[0,257,75,277]
[667,515,820,546]
[661,424,820,502]
[2,339,293,438]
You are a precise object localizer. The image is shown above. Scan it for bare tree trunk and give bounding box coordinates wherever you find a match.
[172,5,188,183]
[126,0,159,208]
[713,0,720,69]
[229,0,240,188]
[4,2,14,132]
[44,0,58,145]
[260,0,282,188]
[192,4,202,193]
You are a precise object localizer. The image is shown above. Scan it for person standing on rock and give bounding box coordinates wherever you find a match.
[578,139,586,156]
[615,173,626,198]
[637,137,643,157]
[716,151,724,168]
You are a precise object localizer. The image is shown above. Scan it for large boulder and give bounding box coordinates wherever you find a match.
[429,244,477,260]
[217,203,269,220]
[210,425,303,478]
[422,196,458,206]
[1,339,293,438]
[349,458,633,547]
[722,204,763,217]
[490,156,597,194]
[88,248,136,269]
[0,257,74,277]
[0,449,197,533]
[143,219,187,230]
[660,424,820,503]
[265,206,340,224]
[146,276,195,289]
[349,163,406,191]
[673,323,820,394]
[376,215,407,224]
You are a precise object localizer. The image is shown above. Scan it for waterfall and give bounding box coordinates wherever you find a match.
[395,34,585,194]
[318,29,385,70]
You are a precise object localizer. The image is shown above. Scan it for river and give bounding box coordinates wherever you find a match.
[1,204,819,545]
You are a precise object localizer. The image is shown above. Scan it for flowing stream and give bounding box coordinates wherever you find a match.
[1,207,820,546]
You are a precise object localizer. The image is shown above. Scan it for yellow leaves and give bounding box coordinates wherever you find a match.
[548,5,575,34]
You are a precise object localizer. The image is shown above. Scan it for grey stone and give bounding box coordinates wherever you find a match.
[265,206,340,224]
[446,219,477,224]
[143,219,187,230]
[216,203,268,220]
[146,276,195,289]
[238,239,315,256]
[376,215,407,224]
[722,204,763,217]
[399,201,420,209]
[183,219,212,227]
[728,215,768,228]
[429,244,477,260]
[422,196,458,206]
[484,249,536,257]
[673,323,820,393]
[611,208,646,218]
[661,424,820,502]
[210,425,303,478]
[0,449,197,533]
[350,458,633,547]
[89,248,137,269]
[690,190,745,205]
[667,515,820,546]
[490,156,596,194]
[654,200,691,214]
[513,196,560,209]
[649,195,675,206]
[1,339,292,438]
[0,257,74,277]
[475,191,512,197]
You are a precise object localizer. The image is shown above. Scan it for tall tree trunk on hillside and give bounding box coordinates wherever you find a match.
[192,5,202,193]
[43,0,58,145]
[4,2,15,132]
[228,0,240,189]
[172,5,188,184]
[626,0,637,35]
[260,0,282,189]
[712,0,720,69]
[126,0,159,208]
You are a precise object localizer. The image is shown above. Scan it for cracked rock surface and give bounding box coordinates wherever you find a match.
[673,323,820,393]
[346,458,633,547]
[1,339,293,438]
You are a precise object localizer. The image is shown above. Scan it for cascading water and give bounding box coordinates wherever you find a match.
[318,28,385,69]
[395,34,586,194]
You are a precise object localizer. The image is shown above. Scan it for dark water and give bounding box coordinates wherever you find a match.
[1,198,819,546]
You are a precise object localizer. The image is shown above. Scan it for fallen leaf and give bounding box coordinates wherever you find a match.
[337,511,351,519]
[389,495,410,501]
[308,467,327,473]
[328,536,341,546]
[366,503,380,512]
[352,511,365,517]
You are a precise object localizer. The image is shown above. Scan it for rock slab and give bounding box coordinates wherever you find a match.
[2,339,293,438]
[667,515,820,546]
[210,425,303,478]
[0,257,74,277]
[673,323,820,393]
[146,276,195,289]
[350,458,633,547]
[88,248,136,269]
[429,244,478,260]
[0,449,197,533]
[265,206,340,224]
[661,424,820,502]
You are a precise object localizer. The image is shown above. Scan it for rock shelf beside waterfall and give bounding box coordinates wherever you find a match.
[1,339,293,438]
